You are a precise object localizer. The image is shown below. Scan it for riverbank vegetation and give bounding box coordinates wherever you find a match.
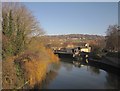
[105,25,120,59]
[105,25,120,52]
[2,3,59,89]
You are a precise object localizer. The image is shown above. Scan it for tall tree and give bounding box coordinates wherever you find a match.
[105,25,119,51]
[2,2,44,58]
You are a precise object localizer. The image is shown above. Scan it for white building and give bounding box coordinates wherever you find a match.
[80,43,91,52]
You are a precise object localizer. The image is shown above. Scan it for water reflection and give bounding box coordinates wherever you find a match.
[60,61,73,71]
[38,59,119,89]
[72,59,101,76]
[89,66,100,75]
[105,73,119,89]
[50,63,61,72]
[42,71,58,89]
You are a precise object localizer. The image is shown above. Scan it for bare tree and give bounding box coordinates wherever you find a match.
[105,25,119,52]
[2,2,45,57]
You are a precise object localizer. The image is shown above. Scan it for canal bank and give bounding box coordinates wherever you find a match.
[55,52,120,74]
[88,59,119,76]
[88,55,120,75]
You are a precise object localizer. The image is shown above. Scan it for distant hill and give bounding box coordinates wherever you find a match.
[43,34,105,48]
[46,34,104,40]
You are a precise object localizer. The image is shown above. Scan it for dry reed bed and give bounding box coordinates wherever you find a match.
[2,48,59,89]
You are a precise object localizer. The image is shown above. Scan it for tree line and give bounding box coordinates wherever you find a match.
[2,3,59,89]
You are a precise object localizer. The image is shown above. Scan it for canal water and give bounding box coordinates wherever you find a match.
[38,58,119,89]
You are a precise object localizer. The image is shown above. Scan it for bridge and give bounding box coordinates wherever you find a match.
[53,47,120,70]
[54,50,73,54]
[53,47,90,60]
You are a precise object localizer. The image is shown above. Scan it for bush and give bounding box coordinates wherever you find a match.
[106,52,120,58]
